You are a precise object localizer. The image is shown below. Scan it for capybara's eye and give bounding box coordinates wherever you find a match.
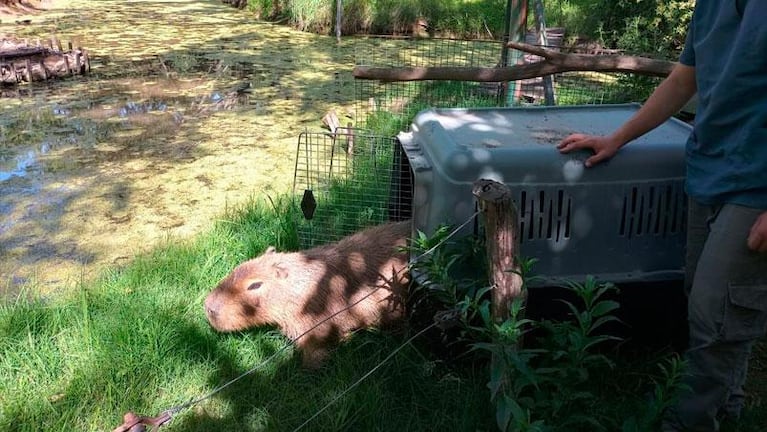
[247,281,263,291]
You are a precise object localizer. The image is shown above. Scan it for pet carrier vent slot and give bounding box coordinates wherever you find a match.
[620,184,686,238]
[519,189,572,243]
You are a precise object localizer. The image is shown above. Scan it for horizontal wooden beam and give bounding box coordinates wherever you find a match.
[353,42,676,82]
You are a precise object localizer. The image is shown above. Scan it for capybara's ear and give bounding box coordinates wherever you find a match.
[272,263,289,279]
[265,246,277,254]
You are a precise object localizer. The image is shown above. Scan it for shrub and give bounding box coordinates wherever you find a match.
[407,225,689,431]
[545,0,694,58]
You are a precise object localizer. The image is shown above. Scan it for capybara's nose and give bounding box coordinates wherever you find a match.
[204,297,218,321]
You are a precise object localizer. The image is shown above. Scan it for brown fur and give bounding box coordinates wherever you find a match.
[204,221,411,368]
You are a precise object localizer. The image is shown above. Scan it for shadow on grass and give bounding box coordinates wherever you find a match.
[0,192,490,431]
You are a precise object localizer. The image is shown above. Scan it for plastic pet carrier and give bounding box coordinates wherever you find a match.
[397,104,692,285]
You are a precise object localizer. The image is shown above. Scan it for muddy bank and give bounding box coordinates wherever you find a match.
[0,0,359,295]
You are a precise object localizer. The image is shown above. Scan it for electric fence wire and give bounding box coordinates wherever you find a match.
[164,211,480,426]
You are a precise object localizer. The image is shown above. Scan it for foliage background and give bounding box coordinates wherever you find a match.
[240,0,694,58]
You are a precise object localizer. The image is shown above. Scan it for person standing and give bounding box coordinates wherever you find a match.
[558,1,767,430]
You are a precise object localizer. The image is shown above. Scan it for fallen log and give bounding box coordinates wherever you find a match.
[0,38,90,85]
[353,41,676,83]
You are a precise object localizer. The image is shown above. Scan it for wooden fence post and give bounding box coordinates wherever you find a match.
[472,179,524,323]
[335,0,342,44]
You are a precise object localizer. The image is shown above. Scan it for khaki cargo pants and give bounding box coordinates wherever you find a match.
[663,201,767,431]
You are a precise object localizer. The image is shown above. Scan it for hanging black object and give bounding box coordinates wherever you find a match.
[301,189,317,220]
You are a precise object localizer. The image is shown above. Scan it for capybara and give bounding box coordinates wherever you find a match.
[204,221,411,368]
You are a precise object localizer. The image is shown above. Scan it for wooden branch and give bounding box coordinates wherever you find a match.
[353,41,676,83]
[472,179,524,322]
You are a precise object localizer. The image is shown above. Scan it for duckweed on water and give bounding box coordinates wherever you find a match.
[0,0,360,294]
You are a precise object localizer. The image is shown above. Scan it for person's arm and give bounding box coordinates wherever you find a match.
[558,63,698,167]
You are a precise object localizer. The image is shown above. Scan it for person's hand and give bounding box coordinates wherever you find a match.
[747,211,767,252]
[557,133,623,167]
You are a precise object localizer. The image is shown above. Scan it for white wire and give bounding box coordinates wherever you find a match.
[167,211,480,422]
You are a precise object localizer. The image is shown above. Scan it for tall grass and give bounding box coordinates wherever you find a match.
[247,0,506,38]
[241,0,693,60]
[288,0,334,34]
[0,198,296,430]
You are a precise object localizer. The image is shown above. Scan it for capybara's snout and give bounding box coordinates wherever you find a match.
[203,274,267,332]
[204,293,242,331]
[203,295,220,326]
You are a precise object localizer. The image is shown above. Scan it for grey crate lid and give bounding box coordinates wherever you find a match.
[399,104,692,184]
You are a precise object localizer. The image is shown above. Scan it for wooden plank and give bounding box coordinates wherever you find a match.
[24,59,32,82]
[39,59,47,80]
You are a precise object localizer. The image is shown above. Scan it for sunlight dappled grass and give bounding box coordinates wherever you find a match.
[0,196,492,431]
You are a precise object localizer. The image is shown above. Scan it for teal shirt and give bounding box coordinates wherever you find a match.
[679,0,767,208]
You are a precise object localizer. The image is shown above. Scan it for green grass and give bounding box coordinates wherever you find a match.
[362,80,500,133]
[0,196,493,431]
[2,194,766,431]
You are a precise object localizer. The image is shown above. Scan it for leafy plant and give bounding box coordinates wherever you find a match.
[471,278,622,431]
[406,225,486,349]
[621,356,689,432]
[407,224,691,432]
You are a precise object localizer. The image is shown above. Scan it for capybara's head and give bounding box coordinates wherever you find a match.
[204,247,289,332]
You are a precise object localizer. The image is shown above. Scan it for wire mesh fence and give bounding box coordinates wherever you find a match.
[294,36,665,247]
[293,128,412,248]
[353,36,663,132]
[354,36,504,68]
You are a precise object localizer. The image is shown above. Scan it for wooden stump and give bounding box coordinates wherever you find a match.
[472,179,524,323]
[473,178,525,410]
[0,38,90,85]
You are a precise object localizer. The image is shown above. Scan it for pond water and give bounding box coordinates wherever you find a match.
[0,0,360,295]
[0,146,41,183]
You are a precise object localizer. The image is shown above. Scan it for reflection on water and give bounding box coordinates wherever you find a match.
[0,148,41,183]
[0,95,203,198]
[53,106,71,116]
[0,140,59,239]
[0,93,219,292]
[118,101,168,117]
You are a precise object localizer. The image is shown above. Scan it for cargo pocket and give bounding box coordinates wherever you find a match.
[722,283,767,341]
